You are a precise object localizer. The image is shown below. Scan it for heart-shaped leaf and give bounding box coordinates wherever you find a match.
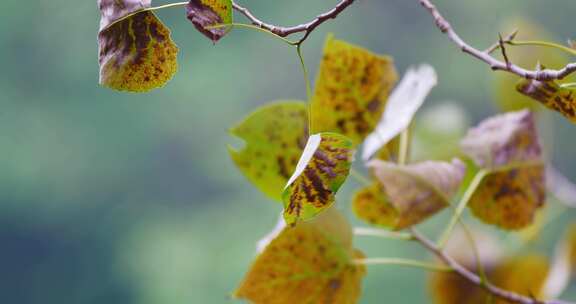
[186,0,233,42]
[362,64,437,161]
[311,35,398,146]
[461,110,545,230]
[229,101,308,201]
[516,78,576,123]
[283,133,353,225]
[354,159,465,230]
[235,207,366,304]
[98,0,178,92]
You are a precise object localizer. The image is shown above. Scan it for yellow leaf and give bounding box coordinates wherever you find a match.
[98,0,178,92]
[461,110,545,230]
[235,208,366,304]
[229,101,308,201]
[186,0,233,42]
[354,159,465,230]
[516,79,576,123]
[283,133,353,225]
[311,35,398,146]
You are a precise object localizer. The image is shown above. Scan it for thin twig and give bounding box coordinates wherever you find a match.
[410,229,575,304]
[232,0,356,45]
[418,0,576,81]
[353,227,414,240]
[354,257,452,272]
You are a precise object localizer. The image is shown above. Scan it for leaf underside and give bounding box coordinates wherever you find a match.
[186,0,233,42]
[355,159,465,230]
[461,110,545,230]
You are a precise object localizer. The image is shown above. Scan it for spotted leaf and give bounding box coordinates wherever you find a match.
[283,133,353,225]
[357,159,466,230]
[516,79,576,123]
[311,35,398,146]
[235,207,366,304]
[229,101,308,201]
[98,0,178,92]
[461,110,545,230]
[362,64,437,161]
[186,0,233,42]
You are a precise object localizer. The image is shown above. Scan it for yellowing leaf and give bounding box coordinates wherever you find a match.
[490,255,550,303]
[311,35,398,146]
[461,110,545,230]
[235,207,366,304]
[356,159,465,230]
[283,133,353,225]
[186,0,233,42]
[229,101,308,201]
[516,79,576,123]
[98,0,178,92]
[362,64,437,160]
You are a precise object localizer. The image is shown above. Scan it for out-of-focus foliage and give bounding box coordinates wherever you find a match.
[311,35,398,146]
[353,159,465,230]
[461,110,545,230]
[235,207,366,304]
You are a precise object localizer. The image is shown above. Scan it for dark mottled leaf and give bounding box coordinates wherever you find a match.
[311,35,398,146]
[461,110,545,230]
[186,0,233,42]
[362,64,437,160]
[354,159,465,230]
[235,207,366,304]
[98,0,178,92]
[283,133,353,225]
[229,101,308,201]
[516,79,576,123]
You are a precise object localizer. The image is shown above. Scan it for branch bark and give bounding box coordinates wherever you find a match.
[232,0,356,44]
[418,0,576,81]
[410,229,574,304]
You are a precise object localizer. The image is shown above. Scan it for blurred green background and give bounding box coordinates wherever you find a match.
[1,0,575,303]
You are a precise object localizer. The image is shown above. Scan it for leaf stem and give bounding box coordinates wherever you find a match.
[398,128,411,166]
[560,83,576,89]
[353,227,414,240]
[206,23,298,45]
[507,40,576,57]
[296,45,314,137]
[437,169,488,248]
[354,257,453,272]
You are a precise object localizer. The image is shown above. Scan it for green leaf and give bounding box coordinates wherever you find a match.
[235,207,366,304]
[354,159,465,230]
[362,64,437,161]
[98,0,178,92]
[229,101,308,201]
[283,133,354,225]
[186,0,233,42]
[311,35,398,146]
[516,78,576,123]
[461,110,545,230]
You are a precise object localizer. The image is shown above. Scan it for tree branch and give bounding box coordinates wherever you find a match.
[418,0,576,81]
[232,0,356,44]
[410,229,575,304]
